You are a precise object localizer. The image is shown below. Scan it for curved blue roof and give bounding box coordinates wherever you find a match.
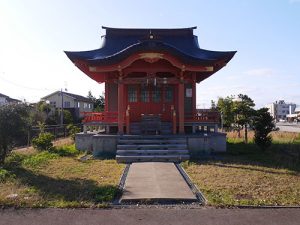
[65,27,236,66]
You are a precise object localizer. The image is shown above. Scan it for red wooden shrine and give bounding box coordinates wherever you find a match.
[65,27,236,134]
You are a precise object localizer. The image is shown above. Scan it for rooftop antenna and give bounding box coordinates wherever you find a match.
[149,29,154,39]
[64,81,68,92]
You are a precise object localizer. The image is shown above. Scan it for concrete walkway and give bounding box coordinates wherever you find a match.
[120,162,197,202]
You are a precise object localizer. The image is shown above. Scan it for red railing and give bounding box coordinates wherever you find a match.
[82,109,219,124]
[82,112,118,123]
[185,109,220,123]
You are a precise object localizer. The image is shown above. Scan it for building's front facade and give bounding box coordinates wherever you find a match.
[265,100,296,122]
[42,91,94,119]
[65,27,236,162]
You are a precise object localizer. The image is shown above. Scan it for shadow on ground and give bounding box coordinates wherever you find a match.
[191,142,300,172]
[7,166,119,204]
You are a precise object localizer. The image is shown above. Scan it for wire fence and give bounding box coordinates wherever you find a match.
[22,124,83,147]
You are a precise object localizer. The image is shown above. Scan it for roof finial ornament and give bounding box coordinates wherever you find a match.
[149,30,154,39]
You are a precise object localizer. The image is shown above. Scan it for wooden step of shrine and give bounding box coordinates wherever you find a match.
[130,122,173,135]
[116,136,189,163]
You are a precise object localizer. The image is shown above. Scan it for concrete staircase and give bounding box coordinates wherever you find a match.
[116,135,190,163]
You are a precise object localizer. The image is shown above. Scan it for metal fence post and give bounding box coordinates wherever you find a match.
[27,128,30,147]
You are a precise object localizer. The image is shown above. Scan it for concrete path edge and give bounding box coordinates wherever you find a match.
[175,163,207,205]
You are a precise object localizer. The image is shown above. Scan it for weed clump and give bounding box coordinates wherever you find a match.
[51,144,79,157]
[22,151,58,168]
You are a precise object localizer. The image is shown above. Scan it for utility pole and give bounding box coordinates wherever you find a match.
[60,89,64,126]
[221,112,224,132]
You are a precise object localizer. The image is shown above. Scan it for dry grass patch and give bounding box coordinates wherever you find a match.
[0,147,125,208]
[184,161,300,206]
[226,130,300,143]
[184,133,300,206]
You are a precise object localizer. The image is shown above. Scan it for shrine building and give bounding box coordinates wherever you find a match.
[65,26,236,162]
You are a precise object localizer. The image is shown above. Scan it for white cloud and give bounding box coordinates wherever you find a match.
[244,68,275,77]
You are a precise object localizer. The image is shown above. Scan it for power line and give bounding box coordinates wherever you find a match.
[0,74,54,92]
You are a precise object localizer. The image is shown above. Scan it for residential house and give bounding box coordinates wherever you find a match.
[41,91,94,120]
[0,93,21,106]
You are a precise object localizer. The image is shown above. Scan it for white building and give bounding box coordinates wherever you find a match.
[286,106,300,122]
[265,100,296,121]
[41,91,94,119]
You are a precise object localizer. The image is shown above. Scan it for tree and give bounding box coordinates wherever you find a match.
[28,101,54,126]
[87,91,97,104]
[252,108,276,150]
[87,91,105,112]
[37,101,51,115]
[63,109,73,124]
[0,104,29,165]
[95,95,105,112]
[210,100,216,109]
[233,94,255,143]
[217,96,235,131]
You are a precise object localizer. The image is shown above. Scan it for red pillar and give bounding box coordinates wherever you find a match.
[192,73,196,116]
[104,82,109,112]
[118,80,124,134]
[178,81,185,134]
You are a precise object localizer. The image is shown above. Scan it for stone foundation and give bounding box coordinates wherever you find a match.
[75,132,227,158]
[187,133,226,157]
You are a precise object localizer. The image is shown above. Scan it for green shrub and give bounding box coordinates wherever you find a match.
[67,124,81,140]
[51,144,79,156]
[32,132,55,151]
[0,168,15,182]
[22,151,58,168]
[92,186,119,202]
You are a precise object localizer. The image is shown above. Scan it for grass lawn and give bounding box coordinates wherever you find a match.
[183,131,300,206]
[0,143,125,208]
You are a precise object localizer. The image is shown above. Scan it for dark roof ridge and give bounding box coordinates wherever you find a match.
[42,91,93,103]
[0,93,9,98]
[101,26,197,31]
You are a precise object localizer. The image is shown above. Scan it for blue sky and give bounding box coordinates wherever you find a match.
[0,0,299,108]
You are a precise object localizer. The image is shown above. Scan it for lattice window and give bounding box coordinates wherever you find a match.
[128,85,137,102]
[64,101,70,108]
[165,86,173,102]
[141,86,149,102]
[152,86,161,103]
